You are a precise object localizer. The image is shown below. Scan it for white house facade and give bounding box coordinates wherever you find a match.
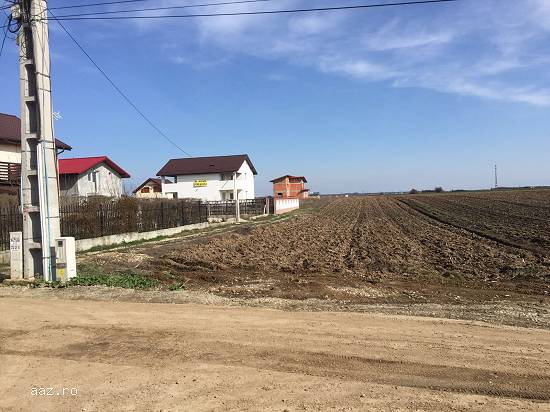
[157,154,257,201]
[59,156,130,198]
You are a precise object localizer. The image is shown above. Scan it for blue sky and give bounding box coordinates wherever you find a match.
[1,0,550,195]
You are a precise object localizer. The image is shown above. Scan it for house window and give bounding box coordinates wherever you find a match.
[141,187,150,193]
[153,186,161,193]
[277,192,283,198]
[88,171,98,193]
[220,173,233,181]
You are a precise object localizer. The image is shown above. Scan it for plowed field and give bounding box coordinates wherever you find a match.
[84,190,550,305]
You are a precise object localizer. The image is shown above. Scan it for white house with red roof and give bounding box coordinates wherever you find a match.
[58,156,130,198]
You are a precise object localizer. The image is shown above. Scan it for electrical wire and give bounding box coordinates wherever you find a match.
[49,0,178,10]
[0,15,9,60]
[48,11,193,157]
[42,0,461,22]
[0,2,14,12]
[52,0,283,19]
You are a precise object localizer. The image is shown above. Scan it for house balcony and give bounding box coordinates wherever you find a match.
[0,162,21,186]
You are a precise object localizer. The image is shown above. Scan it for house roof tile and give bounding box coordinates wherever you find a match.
[58,156,130,178]
[132,177,172,194]
[270,175,307,183]
[157,154,257,176]
[0,113,72,150]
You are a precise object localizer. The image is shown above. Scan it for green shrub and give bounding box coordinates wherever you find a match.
[69,266,159,289]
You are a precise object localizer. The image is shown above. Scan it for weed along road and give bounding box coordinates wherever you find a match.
[1,296,549,411]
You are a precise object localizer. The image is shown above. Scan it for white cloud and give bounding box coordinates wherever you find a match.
[131,0,550,107]
[363,19,454,51]
[319,57,395,80]
[288,13,345,36]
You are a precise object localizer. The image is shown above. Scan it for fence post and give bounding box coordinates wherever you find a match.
[160,202,164,229]
[198,201,201,223]
[98,204,104,237]
[180,201,184,226]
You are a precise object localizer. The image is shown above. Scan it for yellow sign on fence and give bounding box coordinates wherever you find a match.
[193,179,208,187]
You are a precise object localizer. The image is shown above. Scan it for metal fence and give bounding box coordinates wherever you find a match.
[0,205,21,252]
[0,199,208,251]
[0,197,269,251]
[207,198,267,217]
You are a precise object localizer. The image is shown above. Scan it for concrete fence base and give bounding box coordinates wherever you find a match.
[0,222,209,264]
[0,213,272,265]
[75,221,209,252]
[274,198,300,214]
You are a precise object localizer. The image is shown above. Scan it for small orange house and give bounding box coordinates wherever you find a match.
[270,175,309,199]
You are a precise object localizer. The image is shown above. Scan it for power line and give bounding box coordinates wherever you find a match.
[48,11,193,157]
[42,0,460,22]
[0,9,11,61]
[0,3,14,12]
[49,0,163,11]
[0,20,8,61]
[53,0,282,19]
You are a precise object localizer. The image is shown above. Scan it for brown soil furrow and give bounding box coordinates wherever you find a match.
[397,197,546,255]
[80,193,550,304]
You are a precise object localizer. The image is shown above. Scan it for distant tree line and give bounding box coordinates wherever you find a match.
[409,187,444,194]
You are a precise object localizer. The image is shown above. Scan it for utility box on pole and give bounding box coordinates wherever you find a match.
[55,237,76,282]
[15,0,61,281]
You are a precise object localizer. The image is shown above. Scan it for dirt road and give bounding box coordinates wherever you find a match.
[1,296,549,411]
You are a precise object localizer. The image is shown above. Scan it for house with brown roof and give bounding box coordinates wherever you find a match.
[270,175,309,199]
[0,113,72,194]
[157,154,257,201]
[133,178,172,198]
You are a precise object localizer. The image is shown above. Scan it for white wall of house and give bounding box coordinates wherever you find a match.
[0,144,21,163]
[60,163,124,197]
[162,161,255,201]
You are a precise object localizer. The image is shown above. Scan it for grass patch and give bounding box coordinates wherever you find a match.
[69,266,159,289]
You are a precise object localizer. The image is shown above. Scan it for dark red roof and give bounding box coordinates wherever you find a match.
[157,154,257,176]
[58,156,130,178]
[0,113,72,150]
[132,177,171,193]
[270,175,308,183]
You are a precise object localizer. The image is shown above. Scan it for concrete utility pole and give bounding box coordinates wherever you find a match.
[233,171,240,223]
[13,0,61,281]
[494,164,498,189]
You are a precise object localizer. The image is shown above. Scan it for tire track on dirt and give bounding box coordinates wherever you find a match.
[4,325,549,401]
